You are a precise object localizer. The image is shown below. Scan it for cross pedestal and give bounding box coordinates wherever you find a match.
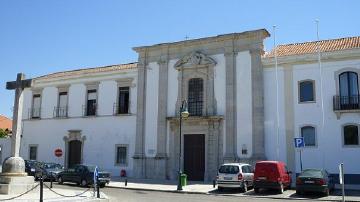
[0,73,35,194]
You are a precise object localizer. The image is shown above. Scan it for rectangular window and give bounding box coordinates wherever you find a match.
[301,126,316,146]
[299,80,315,103]
[32,94,41,118]
[86,89,97,116]
[56,92,68,117]
[118,87,130,114]
[344,125,359,145]
[29,145,37,160]
[115,145,128,165]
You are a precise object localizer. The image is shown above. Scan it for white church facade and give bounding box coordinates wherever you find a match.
[15,29,360,184]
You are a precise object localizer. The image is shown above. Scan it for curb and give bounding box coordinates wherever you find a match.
[106,185,360,202]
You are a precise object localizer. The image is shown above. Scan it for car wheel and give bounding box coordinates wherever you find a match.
[279,183,284,194]
[324,188,330,196]
[81,179,88,187]
[218,186,224,192]
[254,187,260,193]
[296,190,303,195]
[100,183,106,188]
[242,182,248,193]
[58,176,63,184]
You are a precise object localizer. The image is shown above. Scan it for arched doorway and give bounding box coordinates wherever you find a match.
[68,140,82,168]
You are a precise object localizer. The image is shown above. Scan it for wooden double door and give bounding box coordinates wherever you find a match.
[183,134,205,181]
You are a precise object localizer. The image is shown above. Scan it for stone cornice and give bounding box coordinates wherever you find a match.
[133,29,270,53]
[262,48,360,67]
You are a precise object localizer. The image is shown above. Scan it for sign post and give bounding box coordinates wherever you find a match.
[294,137,305,171]
[339,163,345,202]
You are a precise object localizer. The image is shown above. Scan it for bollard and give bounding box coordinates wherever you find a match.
[40,177,43,202]
[96,176,100,198]
[213,179,216,188]
[50,177,53,188]
[125,178,127,187]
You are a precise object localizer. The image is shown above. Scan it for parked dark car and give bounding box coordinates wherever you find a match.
[253,161,292,194]
[296,169,334,196]
[42,162,64,181]
[24,160,44,179]
[57,164,111,187]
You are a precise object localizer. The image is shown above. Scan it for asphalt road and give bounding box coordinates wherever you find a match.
[51,183,320,202]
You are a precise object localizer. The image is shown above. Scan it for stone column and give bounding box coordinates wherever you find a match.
[133,52,147,178]
[223,50,239,161]
[250,49,266,159]
[154,58,168,179]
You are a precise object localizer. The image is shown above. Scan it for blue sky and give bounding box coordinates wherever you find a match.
[1,0,359,118]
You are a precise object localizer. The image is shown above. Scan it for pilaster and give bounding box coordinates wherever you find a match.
[133,51,147,178]
[223,49,239,161]
[250,48,266,159]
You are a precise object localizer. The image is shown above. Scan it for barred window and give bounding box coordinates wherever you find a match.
[116,145,128,165]
[188,78,203,116]
[29,145,37,160]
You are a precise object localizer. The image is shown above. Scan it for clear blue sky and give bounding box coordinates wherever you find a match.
[1,0,359,118]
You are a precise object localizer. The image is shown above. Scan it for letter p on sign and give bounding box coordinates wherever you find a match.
[294,137,305,148]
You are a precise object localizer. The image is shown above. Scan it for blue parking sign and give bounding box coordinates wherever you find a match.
[294,137,305,148]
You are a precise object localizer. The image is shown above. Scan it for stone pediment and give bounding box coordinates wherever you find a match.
[174,51,216,68]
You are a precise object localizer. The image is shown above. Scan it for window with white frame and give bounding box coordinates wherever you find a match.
[32,94,41,118]
[86,89,97,116]
[115,145,128,165]
[56,91,68,117]
[301,126,316,146]
[343,125,359,146]
[118,87,130,114]
[29,145,37,160]
[299,80,315,103]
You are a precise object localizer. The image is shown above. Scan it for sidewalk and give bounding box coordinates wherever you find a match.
[108,177,360,202]
[0,183,108,202]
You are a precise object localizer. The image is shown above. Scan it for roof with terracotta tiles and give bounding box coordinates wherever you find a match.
[36,62,138,80]
[264,36,360,58]
[0,115,12,131]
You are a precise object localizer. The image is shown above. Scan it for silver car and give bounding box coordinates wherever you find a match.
[216,163,254,192]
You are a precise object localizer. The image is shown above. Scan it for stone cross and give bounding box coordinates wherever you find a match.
[6,73,32,157]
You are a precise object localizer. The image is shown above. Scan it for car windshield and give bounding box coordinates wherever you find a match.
[44,163,62,169]
[219,165,239,174]
[299,169,323,178]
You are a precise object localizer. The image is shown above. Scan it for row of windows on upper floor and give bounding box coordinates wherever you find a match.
[28,86,131,119]
[299,71,360,111]
[299,124,360,147]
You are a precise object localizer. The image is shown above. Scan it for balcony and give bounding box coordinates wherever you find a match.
[53,106,68,118]
[333,95,360,118]
[113,103,130,115]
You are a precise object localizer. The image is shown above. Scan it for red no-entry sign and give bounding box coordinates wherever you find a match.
[54,148,63,157]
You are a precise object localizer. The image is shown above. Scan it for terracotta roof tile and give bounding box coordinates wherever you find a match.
[36,62,138,80]
[0,115,12,131]
[265,36,360,58]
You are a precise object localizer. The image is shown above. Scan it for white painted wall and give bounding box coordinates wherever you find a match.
[20,70,138,177]
[144,62,159,157]
[0,138,11,166]
[167,59,179,117]
[264,58,360,176]
[236,51,254,158]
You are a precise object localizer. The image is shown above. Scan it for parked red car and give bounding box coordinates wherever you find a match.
[253,161,292,193]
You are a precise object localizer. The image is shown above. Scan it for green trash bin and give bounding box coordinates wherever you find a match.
[180,174,187,186]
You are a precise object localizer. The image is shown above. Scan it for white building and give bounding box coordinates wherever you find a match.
[16,30,360,184]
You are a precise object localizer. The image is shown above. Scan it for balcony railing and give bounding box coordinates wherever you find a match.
[53,106,68,118]
[113,103,130,115]
[83,104,97,116]
[333,95,360,111]
[29,108,41,119]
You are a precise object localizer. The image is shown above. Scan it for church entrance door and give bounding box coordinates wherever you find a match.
[184,134,205,181]
[68,140,81,168]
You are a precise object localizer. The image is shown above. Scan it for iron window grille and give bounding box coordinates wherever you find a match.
[188,78,204,116]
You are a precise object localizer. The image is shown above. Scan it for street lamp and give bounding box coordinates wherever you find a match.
[177,100,189,191]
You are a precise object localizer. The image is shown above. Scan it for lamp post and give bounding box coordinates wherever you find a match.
[177,100,189,191]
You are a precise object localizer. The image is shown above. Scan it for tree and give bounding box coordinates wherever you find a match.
[0,128,9,138]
